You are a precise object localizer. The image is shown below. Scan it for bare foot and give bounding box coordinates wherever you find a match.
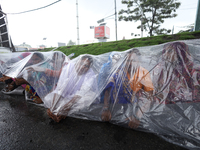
[15,78,28,86]
[127,116,140,129]
[0,75,11,82]
[101,109,111,121]
[47,109,66,122]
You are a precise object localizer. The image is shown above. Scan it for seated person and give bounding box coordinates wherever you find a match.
[0,52,31,78]
[152,41,199,104]
[97,52,121,103]
[101,49,154,129]
[147,42,200,148]
[0,52,31,82]
[24,51,69,104]
[0,52,44,93]
[45,55,98,122]
[44,51,70,77]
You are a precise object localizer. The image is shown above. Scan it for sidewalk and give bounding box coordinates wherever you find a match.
[0,83,186,150]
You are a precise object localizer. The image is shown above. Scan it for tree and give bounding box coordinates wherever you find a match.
[119,0,181,36]
[177,23,194,33]
[19,42,31,48]
[67,40,76,46]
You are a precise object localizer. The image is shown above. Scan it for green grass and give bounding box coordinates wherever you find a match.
[41,31,200,59]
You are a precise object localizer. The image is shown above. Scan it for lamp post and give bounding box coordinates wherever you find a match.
[114,0,117,41]
[97,0,118,41]
[43,37,47,48]
[141,18,144,38]
[195,0,200,31]
[76,0,79,45]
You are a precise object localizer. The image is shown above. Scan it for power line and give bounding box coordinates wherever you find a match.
[103,3,114,18]
[4,0,62,15]
[181,2,197,6]
[178,7,196,10]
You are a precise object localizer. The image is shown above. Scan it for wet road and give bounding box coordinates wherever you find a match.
[0,83,187,150]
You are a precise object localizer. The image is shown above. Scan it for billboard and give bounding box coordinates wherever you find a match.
[105,26,110,39]
[94,26,110,39]
[58,42,66,47]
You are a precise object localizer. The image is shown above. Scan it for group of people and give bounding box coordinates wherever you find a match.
[0,41,200,148]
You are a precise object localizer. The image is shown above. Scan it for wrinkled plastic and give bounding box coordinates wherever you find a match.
[0,52,31,75]
[0,40,200,149]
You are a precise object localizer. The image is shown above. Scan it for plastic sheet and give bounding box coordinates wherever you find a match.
[0,52,31,75]
[0,40,200,149]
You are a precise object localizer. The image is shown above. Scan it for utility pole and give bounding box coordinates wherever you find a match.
[141,18,143,38]
[114,0,117,41]
[76,0,79,45]
[195,0,200,31]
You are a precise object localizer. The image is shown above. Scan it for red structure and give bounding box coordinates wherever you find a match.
[94,26,110,39]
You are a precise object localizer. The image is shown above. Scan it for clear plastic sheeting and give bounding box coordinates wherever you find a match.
[21,51,69,100]
[0,51,70,101]
[0,52,31,75]
[0,40,200,149]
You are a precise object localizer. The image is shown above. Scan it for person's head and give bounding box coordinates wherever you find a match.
[52,51,66,62]
[52,51,66,68]
[31,52,44,64]
[162,42,191,64]
[76,55,93,75]
[162,42,194,89]
[109,52,121,65]
[125,48,141,72]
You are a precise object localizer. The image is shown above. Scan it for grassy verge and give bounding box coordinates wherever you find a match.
[42,31,200,59]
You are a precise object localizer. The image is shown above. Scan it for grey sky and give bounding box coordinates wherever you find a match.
[0,0,198,48]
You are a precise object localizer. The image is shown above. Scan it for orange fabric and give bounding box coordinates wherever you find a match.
[127,67,154,93]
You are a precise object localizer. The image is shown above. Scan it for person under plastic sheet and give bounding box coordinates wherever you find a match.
[101,49,154,129]
[152,41,200,104]
[0,52,44,92]
[46,55,98,122]
[0,52,31,82]
[4,52,31,65]
[148,41,200,149]
[24,51,69,104]
[97,51,121,103]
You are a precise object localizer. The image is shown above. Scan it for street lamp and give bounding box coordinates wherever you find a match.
[43,37,47,48]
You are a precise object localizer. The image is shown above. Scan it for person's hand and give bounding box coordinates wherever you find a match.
[26,66,34,72]
[126,116,140,129]
[101,107,111,121]
[59,95,81,115]
[45,69,52,76]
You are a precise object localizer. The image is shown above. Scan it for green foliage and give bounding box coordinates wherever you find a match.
[44,31,200,58]
[118,0,181,36]
[177,32,195,40]
[67,40,76,46]
[19,42,31,48]
[177,23,195,33]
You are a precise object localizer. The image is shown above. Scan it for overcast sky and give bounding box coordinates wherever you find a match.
[0,0,198,48]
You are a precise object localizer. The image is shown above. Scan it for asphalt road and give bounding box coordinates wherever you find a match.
[0,83,187,150]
